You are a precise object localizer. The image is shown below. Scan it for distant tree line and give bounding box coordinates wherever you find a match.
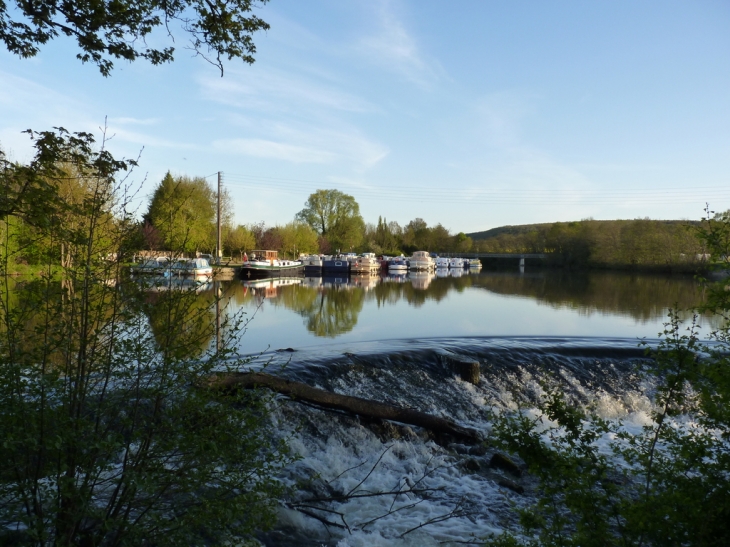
[470,219,709,271]
[135,184,475,260]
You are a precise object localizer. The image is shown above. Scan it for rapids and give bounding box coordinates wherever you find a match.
[245,336,656,546]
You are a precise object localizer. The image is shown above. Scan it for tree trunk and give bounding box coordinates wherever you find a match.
[205,372,483,444]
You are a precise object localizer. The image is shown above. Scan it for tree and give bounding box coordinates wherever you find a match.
[277,221,319,258]
[146,172,216,254]
[0,129,288,546]
[225,224,256,260]
[0,0,270,76]
[296,189,365,252]
[485,210,730,547]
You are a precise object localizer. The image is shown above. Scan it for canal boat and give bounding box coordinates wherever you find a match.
[130,256,170,275]
[302,254,324,275]
[323,255,350,275]
[240,250,304,279]
[169,257,214,279]
[435,257,450,269]
[350,252,380,274]
[468,258,482,269]
[449,257,465,269]
[409,250,435,271]
[388,256,408,272]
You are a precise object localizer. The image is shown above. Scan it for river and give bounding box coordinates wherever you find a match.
[142,268,711,545]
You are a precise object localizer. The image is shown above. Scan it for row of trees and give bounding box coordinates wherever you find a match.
[137,183,474,259]
[473,219,708,270]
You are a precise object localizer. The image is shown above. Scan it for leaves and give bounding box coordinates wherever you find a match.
[0,0,270,76]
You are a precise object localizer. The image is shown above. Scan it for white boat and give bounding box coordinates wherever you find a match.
[410,251,435,271]
[130,256,170,275]
[388,256,408,272]
[468,258,482,269]
[169,257,214,279]
[302,254,324,275]
[240,250,304,278]
[435,257,450,269]
[350,252,380,274]
[449,257,465,269]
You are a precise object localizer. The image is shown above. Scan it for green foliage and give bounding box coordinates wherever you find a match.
[295,189,365,252]
[486,206,730,547]
[146,172,216,254]
[276,220,320,257]
[472,219,705,271]
[0,0,270,76]
[0,130,289,545]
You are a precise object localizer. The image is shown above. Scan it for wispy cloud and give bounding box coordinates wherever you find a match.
[198,66,375,114]
[213,123,389,168]
[356,0,444,87]
[109,117,161,126]
[213,138,335,164]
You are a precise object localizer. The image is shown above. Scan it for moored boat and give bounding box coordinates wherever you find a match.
[388,256,408,272]
[169,257,214,279]
[350,252,380,274]
[323,255,350,275]
[130,256,170,275]
[409,250,435,271]
[468,258,482,269]
[435,257,449,269]
[240,250,304,279]
[302,254,324,275]
[449,257,465,269]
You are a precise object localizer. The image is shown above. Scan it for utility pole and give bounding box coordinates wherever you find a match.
[217,171,222,263]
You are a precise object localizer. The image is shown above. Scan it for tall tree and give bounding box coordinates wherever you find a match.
[0,0,270,76]
[296,189,365,252]
[146,172,216,254]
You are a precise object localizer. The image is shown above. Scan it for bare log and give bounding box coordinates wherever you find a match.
[206,372,484,444]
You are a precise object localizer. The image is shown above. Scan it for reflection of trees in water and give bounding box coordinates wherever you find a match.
[125,280,217,359]
[305,288,365,337]
[372,275,475,308]
[473,270,710,324]
[231,282,365,337]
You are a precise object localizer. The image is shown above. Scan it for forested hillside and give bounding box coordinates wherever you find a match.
[468,219,707,271]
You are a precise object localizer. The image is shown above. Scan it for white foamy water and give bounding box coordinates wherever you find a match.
[248,337,668,546]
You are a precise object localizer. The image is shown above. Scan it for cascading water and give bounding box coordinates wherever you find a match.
[244,336,657,546]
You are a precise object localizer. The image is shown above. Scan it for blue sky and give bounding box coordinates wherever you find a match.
[1,0,729,233]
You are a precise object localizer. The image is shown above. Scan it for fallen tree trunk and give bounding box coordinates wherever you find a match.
[206,372,484,444]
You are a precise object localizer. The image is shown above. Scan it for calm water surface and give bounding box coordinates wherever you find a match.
[215,268,710,355]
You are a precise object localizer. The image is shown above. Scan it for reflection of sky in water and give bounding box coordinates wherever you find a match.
[228,271,710,355]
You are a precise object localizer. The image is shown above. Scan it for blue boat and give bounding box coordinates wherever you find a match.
[322,256,350,275]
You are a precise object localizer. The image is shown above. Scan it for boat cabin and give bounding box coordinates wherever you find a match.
[251,250,278,261]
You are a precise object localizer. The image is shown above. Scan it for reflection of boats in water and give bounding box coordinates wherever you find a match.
[132,275,212,293]
[322,275,349,287]
[350,274,379,290]
[410,271,434,290]
[435,267,450,278]
[302,276,323,288]
[242,277,302,299]
[384,272,407,283]
[240,250,303,279]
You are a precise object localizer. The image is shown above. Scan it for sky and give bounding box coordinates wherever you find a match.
[1,0,729,234]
